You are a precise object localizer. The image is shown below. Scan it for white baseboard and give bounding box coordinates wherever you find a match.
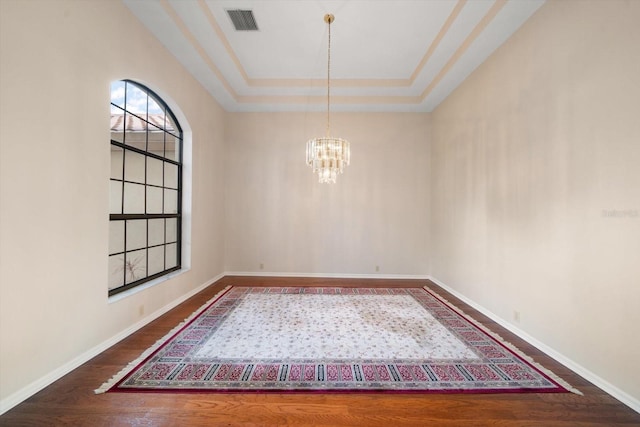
[224,271,430,280]
[428,275,640,414]
[0,272,225,416]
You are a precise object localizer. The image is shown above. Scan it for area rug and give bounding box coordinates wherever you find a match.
[96,286,579,394]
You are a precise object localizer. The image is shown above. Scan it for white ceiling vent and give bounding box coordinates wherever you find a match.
[227,9,259,31]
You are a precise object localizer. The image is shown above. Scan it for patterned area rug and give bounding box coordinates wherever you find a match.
[96,286,579,394]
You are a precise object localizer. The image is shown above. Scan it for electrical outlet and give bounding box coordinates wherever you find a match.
[513,310,520,323]
[259,263,264,270]
[139,305,145,316]
[375,265,380,272]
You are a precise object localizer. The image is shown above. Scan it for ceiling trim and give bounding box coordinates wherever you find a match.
[197,0,251,84]
[195,0,469,89]
[420,0,507,100]
[163,0,482,93]
[144,0,532,110]
[236,95,422,105]
[194,0,469,90]
[159,0,238,100]
[409,0,466,83]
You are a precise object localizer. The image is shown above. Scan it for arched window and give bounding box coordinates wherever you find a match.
[109,80,183,296]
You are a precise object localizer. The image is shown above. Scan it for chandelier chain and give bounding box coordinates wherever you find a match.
[326,17,331,137]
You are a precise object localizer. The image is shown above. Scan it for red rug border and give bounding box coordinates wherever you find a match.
[419,286,569,392]
[110,286,235,391]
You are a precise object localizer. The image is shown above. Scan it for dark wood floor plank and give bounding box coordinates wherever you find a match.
[1,276,638,426]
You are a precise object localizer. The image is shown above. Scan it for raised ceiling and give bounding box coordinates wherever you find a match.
[123,0,544,112]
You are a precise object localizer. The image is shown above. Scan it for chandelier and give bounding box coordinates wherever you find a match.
[306,14,350,183]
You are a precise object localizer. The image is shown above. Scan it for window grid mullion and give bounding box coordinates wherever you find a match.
[123,220,128,287]
[111,140,180,166]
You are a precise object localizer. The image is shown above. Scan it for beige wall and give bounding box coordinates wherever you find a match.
[224,112,430,276]
[2,0,638,413]
[0,0,225,406]
[431,0,640,403]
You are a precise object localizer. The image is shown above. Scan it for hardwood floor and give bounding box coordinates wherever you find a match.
[1,276,638,426]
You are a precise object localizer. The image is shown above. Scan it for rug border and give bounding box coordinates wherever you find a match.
[94,286,233,394]
[96,285,580,395]
[420,286,581,395]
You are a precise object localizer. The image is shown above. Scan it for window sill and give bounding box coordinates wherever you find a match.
[108,267,190,304]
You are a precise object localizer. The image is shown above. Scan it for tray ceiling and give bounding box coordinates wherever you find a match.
[123,0,544,112]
